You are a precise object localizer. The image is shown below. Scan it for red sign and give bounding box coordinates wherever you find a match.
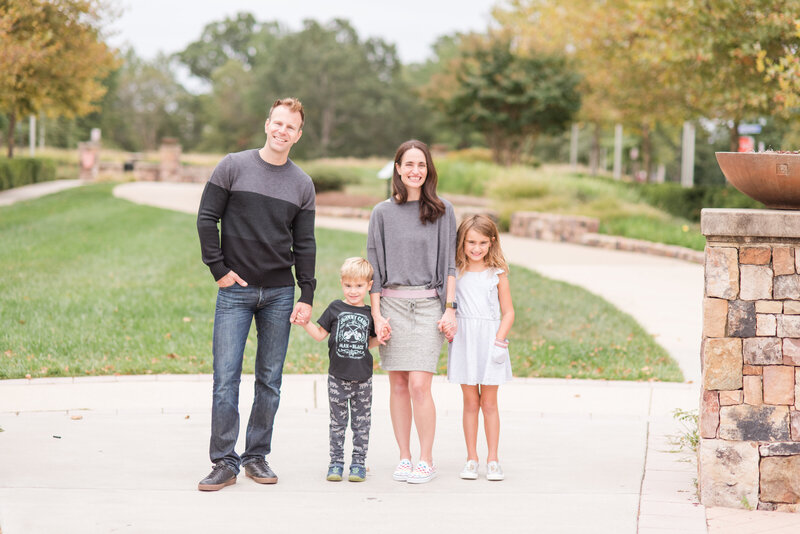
[738,136,755,152]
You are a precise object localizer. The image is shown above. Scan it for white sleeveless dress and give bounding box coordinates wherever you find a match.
[447,268,512,385]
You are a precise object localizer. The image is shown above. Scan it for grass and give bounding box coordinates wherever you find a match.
[487,164,705,250]
[0,184,682,382]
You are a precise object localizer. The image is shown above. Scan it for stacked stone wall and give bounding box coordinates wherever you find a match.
[701,219,800,511]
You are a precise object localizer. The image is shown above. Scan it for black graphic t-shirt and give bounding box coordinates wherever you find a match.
[317,300,376,381]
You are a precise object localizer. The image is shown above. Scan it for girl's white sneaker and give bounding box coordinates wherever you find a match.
[392,459,413,481]
[486,461,505,481]
[459,460,479,480]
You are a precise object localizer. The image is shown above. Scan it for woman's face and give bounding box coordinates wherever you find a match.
[396,147,427,194]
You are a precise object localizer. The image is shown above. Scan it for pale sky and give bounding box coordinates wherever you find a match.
[107,0,501,65]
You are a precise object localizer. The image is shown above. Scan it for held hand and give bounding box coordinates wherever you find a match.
[217,270,248,288]
[437,308,457,336]
[375,316,392,345]
[290,302,312,325]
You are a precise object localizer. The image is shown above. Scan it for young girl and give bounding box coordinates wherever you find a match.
[447,214,514,481]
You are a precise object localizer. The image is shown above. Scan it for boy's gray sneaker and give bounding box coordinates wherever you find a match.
[327,464,344,481]
[198,463,237,491]
[244,459,278,484]
[348,464,367,482]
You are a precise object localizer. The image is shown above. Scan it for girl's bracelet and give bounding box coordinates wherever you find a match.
[494,338,509,348]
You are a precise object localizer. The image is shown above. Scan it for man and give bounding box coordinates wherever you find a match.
[196,97,315,491]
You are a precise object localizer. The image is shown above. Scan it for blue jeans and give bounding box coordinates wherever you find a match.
[209,284,294,472]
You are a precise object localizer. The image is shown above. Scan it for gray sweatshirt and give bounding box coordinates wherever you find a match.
[367,197,457,309]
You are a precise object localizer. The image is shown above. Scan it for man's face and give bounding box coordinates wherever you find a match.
[264,106,303,155]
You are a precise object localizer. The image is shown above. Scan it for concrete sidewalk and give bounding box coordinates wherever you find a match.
[0,374,701,534]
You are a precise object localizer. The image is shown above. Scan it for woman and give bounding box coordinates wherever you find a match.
[367,139,457,484]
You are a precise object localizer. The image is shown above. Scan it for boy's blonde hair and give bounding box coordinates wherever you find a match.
[340,257,374,281]
[455,214,509,274]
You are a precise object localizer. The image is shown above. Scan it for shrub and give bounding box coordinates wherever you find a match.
[0,157,57,191]
[637,182,762,222]
[437,159,497,196]
[300,163,353,193]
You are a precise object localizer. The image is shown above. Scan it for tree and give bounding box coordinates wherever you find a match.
[493,0,689,177]
[435,34,581,165]
[252,19,424,158]
[100,50,196,151]
[642,0,800,151]
[176,13,282,82]
[0,0,118,157]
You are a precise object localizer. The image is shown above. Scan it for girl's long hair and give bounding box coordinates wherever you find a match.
[455,214,509,275]
[392,139,446,224]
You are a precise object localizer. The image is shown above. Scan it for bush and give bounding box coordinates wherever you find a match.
[637,182,762,222]
[436,158,496,196]
[300,163,353,193]
[0,157,57,191]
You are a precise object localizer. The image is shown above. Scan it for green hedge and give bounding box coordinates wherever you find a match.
[300,163,353,193]
[0,157,58,191]
[637,182,763,222]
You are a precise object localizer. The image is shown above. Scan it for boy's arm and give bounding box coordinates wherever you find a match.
[300,321,329,342]
[368,336,379,349]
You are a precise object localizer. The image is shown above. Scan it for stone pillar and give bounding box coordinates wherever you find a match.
[700,208,800,512]
[159,138,182,182]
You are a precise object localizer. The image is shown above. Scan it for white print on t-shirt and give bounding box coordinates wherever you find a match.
[335,312,368,359]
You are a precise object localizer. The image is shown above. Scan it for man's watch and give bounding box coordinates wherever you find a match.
[446,301,457,309]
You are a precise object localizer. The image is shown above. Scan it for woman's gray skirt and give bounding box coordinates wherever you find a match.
[379,289,444,373]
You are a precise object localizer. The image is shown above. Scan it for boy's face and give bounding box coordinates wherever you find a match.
[341,277,372,306]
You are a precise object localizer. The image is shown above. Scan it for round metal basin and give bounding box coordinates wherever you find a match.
[716,152,800,209]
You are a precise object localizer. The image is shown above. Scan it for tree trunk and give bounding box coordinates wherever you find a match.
[729,121,739,152]
[7,111,16,158]
[589,123,600,176]
[641,121,652,182]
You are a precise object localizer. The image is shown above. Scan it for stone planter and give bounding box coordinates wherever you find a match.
[716,152,800,209]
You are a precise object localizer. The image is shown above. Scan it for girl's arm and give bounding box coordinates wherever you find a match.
[300,321,329,342]
[495,272,515,342]
[370,292,391,344]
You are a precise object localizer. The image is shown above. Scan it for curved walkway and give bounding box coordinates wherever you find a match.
[0,180,796,533]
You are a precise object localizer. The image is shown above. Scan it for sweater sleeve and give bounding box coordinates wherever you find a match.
[367,204,386,295]
[197,156,232,281]
[436,201,458,307]
[292,184,317,305]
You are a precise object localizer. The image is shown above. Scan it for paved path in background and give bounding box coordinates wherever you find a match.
[0,179,85,206]
[2,180,799,532]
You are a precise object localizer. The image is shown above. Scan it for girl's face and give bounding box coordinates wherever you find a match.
[396,147,427,194]
[464,228,492,265]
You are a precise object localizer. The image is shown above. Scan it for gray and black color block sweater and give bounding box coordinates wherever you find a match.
[197,149,317,304]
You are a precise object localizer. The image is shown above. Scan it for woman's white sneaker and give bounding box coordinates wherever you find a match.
[486,461,504,481]
[392,459,413,481]
[459,460,479,480]
[406,461,437,484]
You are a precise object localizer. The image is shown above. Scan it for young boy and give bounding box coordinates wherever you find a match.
[299,257,378,482]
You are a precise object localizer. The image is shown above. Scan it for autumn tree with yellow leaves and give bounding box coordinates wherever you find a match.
[493,0,800,162]
[0,0,118,157]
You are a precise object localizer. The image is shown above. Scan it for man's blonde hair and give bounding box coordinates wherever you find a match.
[269,97,305,127]
[340,257,373,282]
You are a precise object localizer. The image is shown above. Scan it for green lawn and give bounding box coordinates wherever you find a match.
[0,184,682,382]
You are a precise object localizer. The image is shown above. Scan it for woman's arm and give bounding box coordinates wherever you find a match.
[495,272,515,343]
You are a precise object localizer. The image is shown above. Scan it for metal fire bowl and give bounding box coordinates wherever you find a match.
[716,152,800,209]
